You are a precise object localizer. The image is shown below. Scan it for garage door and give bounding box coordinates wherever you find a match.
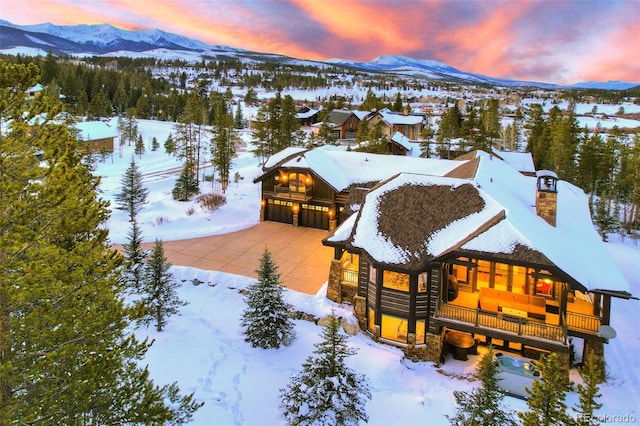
[299,203,329,230]
[265,199,293,225]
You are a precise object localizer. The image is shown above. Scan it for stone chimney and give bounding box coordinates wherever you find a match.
[535,170,559,227]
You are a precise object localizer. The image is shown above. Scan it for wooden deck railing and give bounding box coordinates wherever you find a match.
[436,303,568,344]
[566,311,601,333]
[341,269,358,285]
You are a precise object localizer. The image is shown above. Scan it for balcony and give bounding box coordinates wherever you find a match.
[274,184,312,201]
[434,302,568,347]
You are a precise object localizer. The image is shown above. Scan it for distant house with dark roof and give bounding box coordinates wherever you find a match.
[296,106,320,126]
[327,109,363,140]
[320,149,631,374]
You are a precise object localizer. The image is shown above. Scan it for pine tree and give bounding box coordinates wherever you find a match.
[140,239,186,332]
[172,160,200,201]
[0,60,202,423]
[211,101,237,192]
[164,132,176,155]
[279,313,371,426]
[241,248,295,349]
[118,108,139,146]
[151,136,159,151]
[447,347,517,426]
[114,157,149,221]
[123,219,148,292]
[518,352,574,426]
[135,133,145,158]
[593,197,619,242]
[573,352,603,426]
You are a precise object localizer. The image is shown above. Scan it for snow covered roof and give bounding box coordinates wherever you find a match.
[390,131,413,152]
[255,146,463,192]
[326,150,629,293]
[295,108,319,119]
[74,121,118,141]
[376,108,424,125]
[491,148,535,174]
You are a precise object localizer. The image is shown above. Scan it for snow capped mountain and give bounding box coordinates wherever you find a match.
[568,80,640,90]
[0,20,233,54]
[0,20,635,90]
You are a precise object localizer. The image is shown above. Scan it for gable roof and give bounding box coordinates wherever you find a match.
[325,150,629,294]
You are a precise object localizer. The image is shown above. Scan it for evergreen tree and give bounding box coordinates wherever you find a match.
[447,347,517,426]
[151,136,159,151]
[0,60,202,424]
[355,115,370,144]
[519,353,574,426]
[419,109,435,158]
[593,197,619,242]
[172,160,200,201]
[140,240,186,332]
[122,219,148,292]
[134,133,145,158]
[211,101,237,192]
[437,104,462,159]
[114,157,149,221]
[393,92,403,112]
[279,313,371,426]
[574,352,603,426]
[118,108,139,146]
[234,102,245,129]
[164,132,176,155]
[241,249,295,349]
[357,121,388,154]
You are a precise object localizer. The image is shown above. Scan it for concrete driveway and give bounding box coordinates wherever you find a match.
[140,221,334,295]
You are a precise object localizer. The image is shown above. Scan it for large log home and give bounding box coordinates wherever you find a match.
[322,150,632,373]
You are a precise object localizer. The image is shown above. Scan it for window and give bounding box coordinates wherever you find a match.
[535,270,556,298]
[288,172,310,194]
[383,270,410,292]
[494,262,509,291]
[415,320,426,345]
[476,260,491,289]
[418,273,428,293]
[381,314,408,342]
[368,308,376,332]
[369,265,377,284]
[511,265,528,294]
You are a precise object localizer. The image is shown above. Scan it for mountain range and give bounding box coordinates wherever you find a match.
[1,20,637,90]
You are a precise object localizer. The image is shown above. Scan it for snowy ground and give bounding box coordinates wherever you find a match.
[95,118,640,425]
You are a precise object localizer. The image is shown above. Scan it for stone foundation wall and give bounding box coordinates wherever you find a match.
[353,295,367,331]
[404,332,443,364]
[326,259,342,303]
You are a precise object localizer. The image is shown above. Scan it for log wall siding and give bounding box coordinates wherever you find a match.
[358,256,369,298]
[380,288,412,318]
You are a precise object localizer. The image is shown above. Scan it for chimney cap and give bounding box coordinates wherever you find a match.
[536,170,558,179]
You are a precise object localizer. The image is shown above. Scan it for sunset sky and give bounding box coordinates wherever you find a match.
[2,0,638,84]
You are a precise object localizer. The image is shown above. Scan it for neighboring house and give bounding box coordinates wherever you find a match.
[296,106,320,126]
[25,83,44,101]
[389,131,414,156]
[368,108,425,140]
[253,146,461,230]
[74,121,117,153]
[322,150,632,373]
[327,109,363,140]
